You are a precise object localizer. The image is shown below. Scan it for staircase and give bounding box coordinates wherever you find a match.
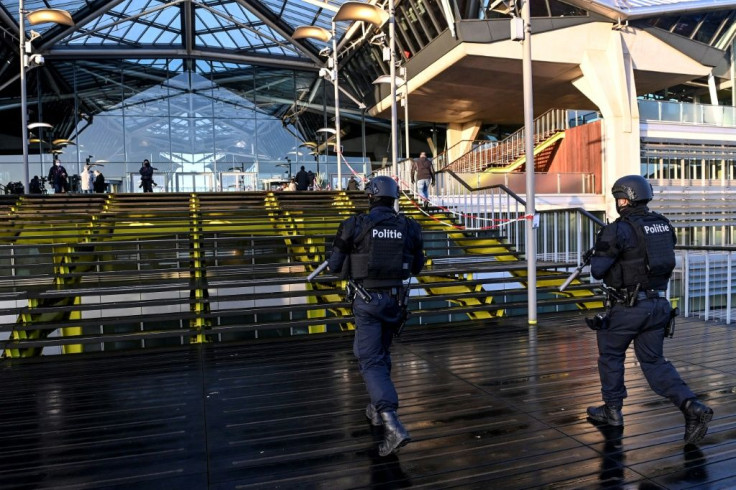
[437,109,570,174]
[0,191,603,357]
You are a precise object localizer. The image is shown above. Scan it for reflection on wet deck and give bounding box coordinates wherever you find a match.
[1,311,734,489]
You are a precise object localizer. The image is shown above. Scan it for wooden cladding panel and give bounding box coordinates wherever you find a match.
[548,121,602,194]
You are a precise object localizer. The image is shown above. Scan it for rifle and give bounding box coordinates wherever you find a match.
[559,248,594,292]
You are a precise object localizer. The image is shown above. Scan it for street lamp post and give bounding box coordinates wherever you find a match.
[18,3,73,193]
[400,67,409,161]
[372,73,406,188]
[387,0,398,179]
[19,0,30,194]
[330,23,342,190]
[317,127,336,187]
[28,122,53,183]
[293,2,387,190]
[520,0,537,324]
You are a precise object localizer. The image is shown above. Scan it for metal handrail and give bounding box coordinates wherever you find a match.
[419,168,735,325]
[435,109,572,173]
[376,164,605,263]
[639,99,736,127]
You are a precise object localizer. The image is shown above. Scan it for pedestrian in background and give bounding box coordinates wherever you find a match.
[93,170,106,193]
[295,166,310,191]
[411,152,434,206]
[140,159,154,193]
[80,164,94,193]
[48,158,68,194]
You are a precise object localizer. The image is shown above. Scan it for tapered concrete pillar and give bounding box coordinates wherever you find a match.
[573,31,640,220]
[446,120,482,162]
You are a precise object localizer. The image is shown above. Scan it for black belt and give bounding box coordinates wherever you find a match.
[365,287,400,295]
[637,290,667,300]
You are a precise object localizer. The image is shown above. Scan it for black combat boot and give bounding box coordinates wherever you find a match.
[365,403,383,426]
[681,399,713,444]
[587,404,623,426]
[378,411,411,457]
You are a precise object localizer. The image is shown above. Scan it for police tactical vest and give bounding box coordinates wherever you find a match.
[350,214,411,286]
[607,211,676,290]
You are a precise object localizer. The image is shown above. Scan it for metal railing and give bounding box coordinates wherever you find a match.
[374,164,735,325]
[639,99,736,127]
[383,158,594,197]
[434,139,497,171]
[123,171,260,193]
[534,208,603,261]
[434,109,597,173]
[558,245,736,325]
[377,163,604,260]
[438,171,596,194]
[671,247,736,324]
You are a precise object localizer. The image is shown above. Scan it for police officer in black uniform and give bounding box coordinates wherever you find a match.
[586,175,713,444]
[328,175,425,456]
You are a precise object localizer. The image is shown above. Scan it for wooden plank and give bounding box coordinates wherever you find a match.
[0,311,733,489]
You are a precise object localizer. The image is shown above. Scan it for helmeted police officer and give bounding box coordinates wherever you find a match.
[328,175,425,456]
[587,175,713,444]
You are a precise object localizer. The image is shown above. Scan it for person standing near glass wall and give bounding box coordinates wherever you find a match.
[140,159,155,193]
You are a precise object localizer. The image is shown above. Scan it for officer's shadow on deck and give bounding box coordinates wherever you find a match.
[679,444,710,485]
[591,420,625,488]
[590,420,711,488]
[365,423,413,488]
[668,444,709,484]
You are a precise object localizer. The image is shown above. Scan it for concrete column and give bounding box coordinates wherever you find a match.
[572,30,640,220]
[708,72,719,106]
[731,39,736,107]
[446,120,482,163]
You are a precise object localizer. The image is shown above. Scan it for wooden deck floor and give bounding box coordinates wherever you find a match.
[1,311,735,489]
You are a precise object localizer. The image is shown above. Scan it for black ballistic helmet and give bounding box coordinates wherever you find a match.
[365,176,399,199]
[611,175,653,203]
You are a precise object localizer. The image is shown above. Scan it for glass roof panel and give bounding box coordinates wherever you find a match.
[1,0,384,148]
[564,0,736,20]
[195,1,299,56]
[63,1,184,47]
[262,0,345,31]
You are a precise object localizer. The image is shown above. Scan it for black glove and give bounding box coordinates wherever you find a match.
[582,248,594,263]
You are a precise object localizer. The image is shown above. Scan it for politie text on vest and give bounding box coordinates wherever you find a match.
[373,229,403,239]
[643,223,670,234]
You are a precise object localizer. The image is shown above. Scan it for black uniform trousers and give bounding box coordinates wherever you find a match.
[596,297,695,408]
[352,290,403,413]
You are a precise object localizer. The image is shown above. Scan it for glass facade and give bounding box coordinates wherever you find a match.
[1,0,735,195]
[6,60,375,192]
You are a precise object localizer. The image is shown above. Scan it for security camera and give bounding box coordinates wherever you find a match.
[28,54,44,67]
